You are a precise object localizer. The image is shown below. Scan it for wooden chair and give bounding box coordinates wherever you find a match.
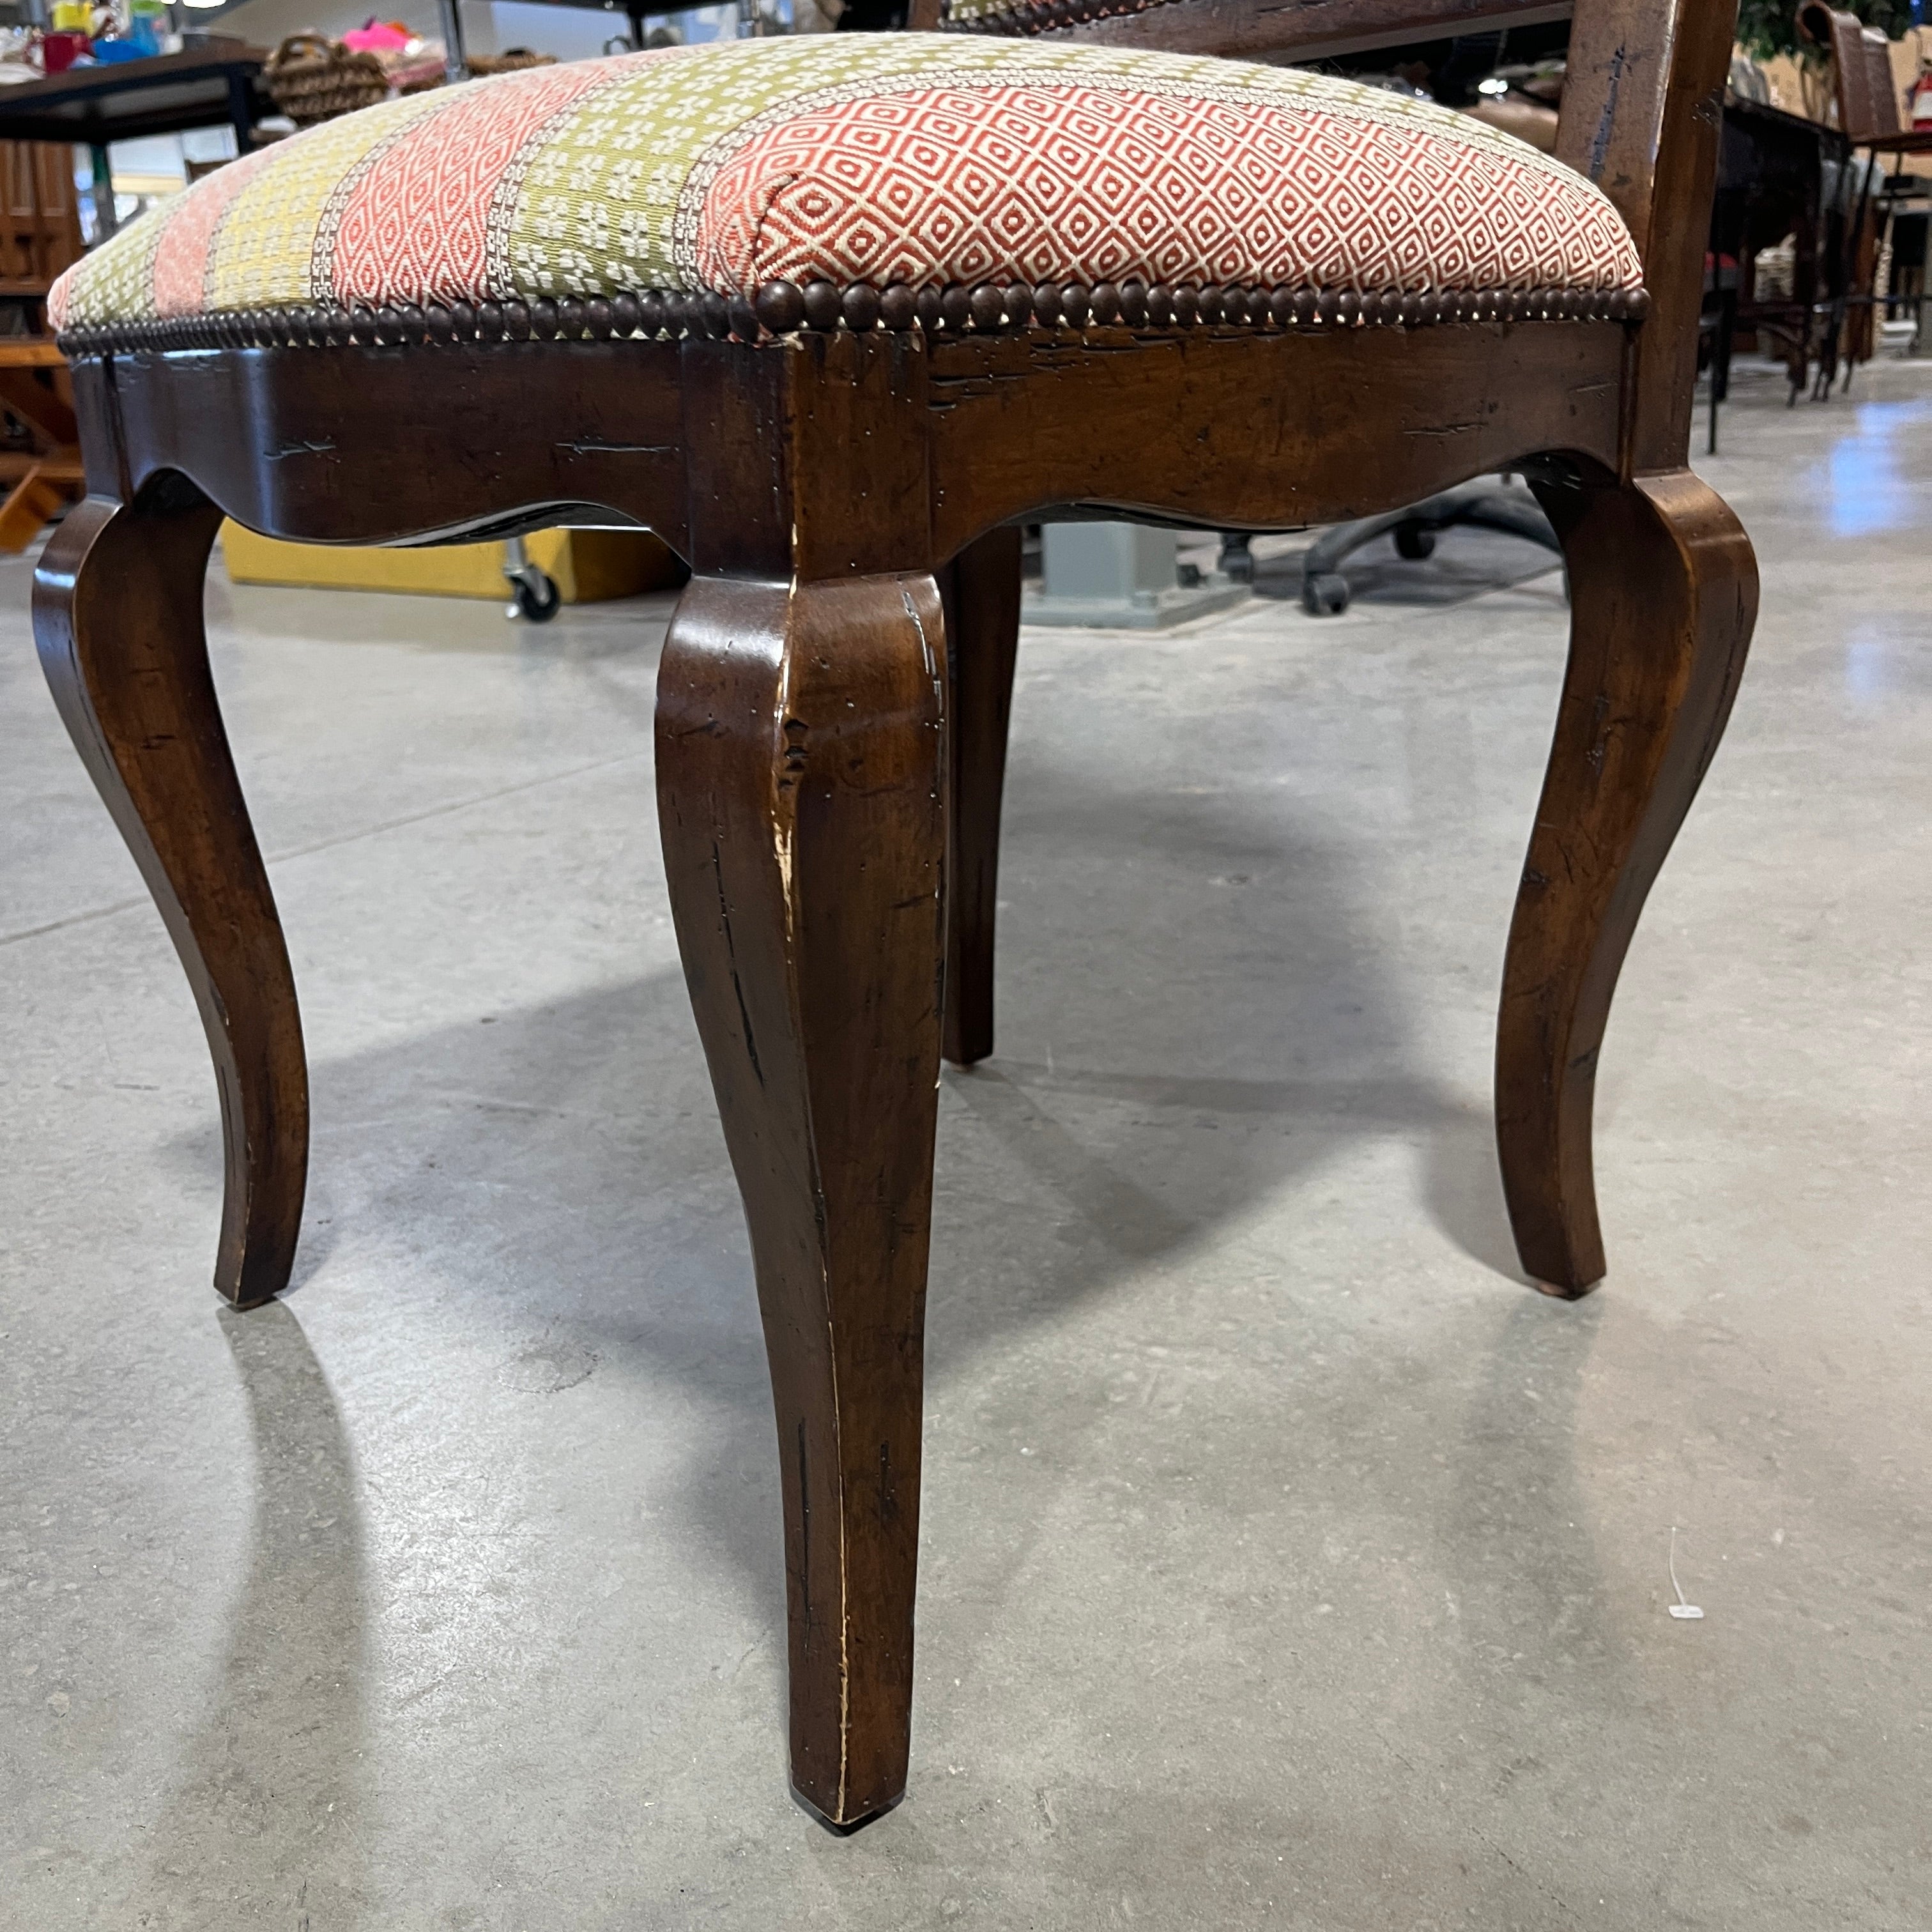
[32,0,1756,1828]
[1797,1,1928,374]
[1798,2,1928,155]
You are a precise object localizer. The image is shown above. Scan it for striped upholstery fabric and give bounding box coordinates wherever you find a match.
[50,35,1639,332]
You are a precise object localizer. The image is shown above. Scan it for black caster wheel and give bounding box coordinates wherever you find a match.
[1393,523,1437,560]
[509,570,561,623]
[1302,571,1350,616]
[1217,536,1255,583]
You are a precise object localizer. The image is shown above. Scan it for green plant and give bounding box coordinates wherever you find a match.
[1737,0,1917,63]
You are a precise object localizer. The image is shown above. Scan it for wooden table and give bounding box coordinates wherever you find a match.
[1706,94,1853,417]
[0,39,270,240]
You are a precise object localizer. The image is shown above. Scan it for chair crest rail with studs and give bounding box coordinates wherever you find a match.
[34,0,1756,1830]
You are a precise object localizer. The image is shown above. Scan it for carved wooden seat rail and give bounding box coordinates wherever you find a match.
[33,0,1755,1829]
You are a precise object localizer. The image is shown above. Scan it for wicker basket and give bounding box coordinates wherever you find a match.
[265,33,390,126]
[466,49,558,77]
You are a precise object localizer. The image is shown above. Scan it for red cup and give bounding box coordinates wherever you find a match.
[42,31,91,73]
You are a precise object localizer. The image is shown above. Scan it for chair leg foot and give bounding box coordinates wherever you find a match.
[657,571,947,1825]
[942,526,1022,1068]
[791,1781,905,1835]
[1499,470,1758,1294]
[33,489,309,1308]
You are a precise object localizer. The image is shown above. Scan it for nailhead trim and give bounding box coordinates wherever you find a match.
[56,279,1651,356]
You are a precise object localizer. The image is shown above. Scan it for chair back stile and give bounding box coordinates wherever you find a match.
[925,0,1739,471]
[1559,1,1740,470]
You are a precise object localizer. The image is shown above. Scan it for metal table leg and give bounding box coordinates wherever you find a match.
[88,144,116,242]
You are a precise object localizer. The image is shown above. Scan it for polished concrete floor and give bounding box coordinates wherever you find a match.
[3,362,1930,1930]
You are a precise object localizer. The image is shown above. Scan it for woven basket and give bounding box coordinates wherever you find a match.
[265,33,390,126]
[466,48,557,77]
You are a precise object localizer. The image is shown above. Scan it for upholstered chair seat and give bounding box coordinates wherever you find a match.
[52,36,1643,348]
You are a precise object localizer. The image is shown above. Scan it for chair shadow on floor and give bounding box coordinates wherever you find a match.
[135,740,1598,1902]
[134,1303,371,1929]
[161,753,1535,1602]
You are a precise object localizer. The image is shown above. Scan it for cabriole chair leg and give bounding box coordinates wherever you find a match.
[1498,468,1758,1293]
[655,571,949,1829]
[33,482,309,1308]
[941,525,1023,1068]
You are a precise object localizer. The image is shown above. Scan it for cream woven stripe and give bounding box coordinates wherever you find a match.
[208,89,455,316]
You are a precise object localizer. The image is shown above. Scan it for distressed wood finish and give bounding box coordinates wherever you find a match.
[924,319,1625,556]
[1558,0,1740,471]
[33,484,307,1308]
[65,342,689,548]
[67,319,1630,559]
[656,574,948,1828]
[36,0,1754,1833]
